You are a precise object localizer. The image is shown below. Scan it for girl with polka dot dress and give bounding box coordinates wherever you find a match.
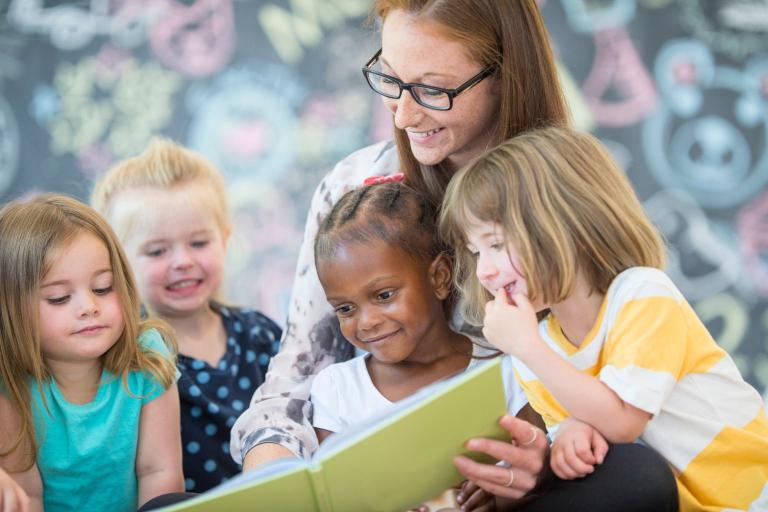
[92,139,281,493]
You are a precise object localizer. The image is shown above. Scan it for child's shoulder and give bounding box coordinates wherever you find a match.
[138,327,167,352]
[608,267,684,304]
[314,354,367,384]
[212,303,281,337]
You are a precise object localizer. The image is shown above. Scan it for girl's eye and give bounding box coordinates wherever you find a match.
[46,296,69,305]
[377,290,395,301]
[146,248,165,257]
[335,305,354,317]
[490,243,503,251]
[93,286,113,296]
[191,240,209,249]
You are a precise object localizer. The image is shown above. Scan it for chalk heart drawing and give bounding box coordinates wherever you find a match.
[644,189,742,300]
[643,39,768,209]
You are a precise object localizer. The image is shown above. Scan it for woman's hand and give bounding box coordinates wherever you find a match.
[454,414,548,501]
[550,418,608,480]
[456,480,495,511]
[0,468,31,512]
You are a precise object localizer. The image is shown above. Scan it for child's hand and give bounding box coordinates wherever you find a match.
[0,468,31,512]
[456,480,495,511]
[482,289,539,357]
[550,418,609,480]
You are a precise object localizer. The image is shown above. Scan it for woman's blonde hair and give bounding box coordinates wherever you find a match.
[372,0,569,207]
[0,194,177,469]
[439,126,666,326]
[91,137,230,242]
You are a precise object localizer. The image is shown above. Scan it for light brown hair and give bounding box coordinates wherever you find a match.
[439,127,666,325]
[91,137,230,242]
[0,194,176,469]
[372,0,569,207]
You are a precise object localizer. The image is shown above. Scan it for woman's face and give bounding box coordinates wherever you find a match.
[380,9,501,171]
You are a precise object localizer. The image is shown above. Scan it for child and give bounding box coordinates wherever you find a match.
[439,126,768,512]
[0,194,183,512]
[310,180,526,510]
[91,138,282,493]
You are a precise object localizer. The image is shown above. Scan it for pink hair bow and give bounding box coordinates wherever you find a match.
[362,172,405,186]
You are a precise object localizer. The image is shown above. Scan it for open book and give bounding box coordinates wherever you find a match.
[163,357,509,512]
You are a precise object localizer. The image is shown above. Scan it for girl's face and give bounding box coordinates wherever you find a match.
[379,9,501,171]
[120,183,228,319]
[317,239,450,365]
[38,231,125,366]
[464,217,547,312]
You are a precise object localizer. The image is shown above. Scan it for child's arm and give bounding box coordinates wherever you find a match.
[550,418,608,480]
[0,397,43,512]
[314,428,334,445]
[135,386,184,507]
[483,291,651,443]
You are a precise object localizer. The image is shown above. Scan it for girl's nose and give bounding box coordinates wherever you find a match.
[357,306,383,334]
[78,294,99,317]
[172,247,194,270]
[475,253,498,282]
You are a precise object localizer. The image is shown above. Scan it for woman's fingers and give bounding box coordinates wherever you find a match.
[454,455,536,498]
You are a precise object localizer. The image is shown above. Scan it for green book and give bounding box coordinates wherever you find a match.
[163,357,509,512]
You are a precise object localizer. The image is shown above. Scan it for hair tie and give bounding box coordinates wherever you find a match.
[362,172,405,186]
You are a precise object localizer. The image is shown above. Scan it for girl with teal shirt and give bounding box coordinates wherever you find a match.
[0,194,184,512]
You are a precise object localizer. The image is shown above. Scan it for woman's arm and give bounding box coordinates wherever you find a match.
[231,142,400,469]
[136,386,184,507]
[0,396,42,512]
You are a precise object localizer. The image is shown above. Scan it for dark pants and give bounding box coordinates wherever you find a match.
[138,492,198,511]
[511,443,679,512]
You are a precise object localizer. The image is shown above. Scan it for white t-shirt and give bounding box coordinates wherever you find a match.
[311,344,526,433]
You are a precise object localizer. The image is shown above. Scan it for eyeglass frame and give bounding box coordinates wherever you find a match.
[362,49,496,111]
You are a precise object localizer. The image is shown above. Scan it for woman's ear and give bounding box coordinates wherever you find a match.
[428,252,453,300]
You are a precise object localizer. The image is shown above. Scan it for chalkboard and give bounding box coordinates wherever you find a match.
[0,0,766,399]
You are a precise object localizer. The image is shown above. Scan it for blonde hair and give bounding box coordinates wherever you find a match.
[439,126,665,326]
[91,137,230,241]
[0,194,177,469]
[372,0,569,207]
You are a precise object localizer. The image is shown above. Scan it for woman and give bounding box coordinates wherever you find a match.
[232,2,678,510]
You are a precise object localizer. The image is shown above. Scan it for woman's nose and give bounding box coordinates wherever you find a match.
[390,90,423,130]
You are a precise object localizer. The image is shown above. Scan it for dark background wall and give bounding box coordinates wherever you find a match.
[0,0,766,399]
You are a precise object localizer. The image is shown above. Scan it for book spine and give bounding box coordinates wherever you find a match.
[307,463,333,512]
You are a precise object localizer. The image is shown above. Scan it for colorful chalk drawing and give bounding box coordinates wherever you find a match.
[8,0,160,50]
[258,0,371,64]
[644,190,742,300]
[560,0,637,33]
[737,191,768,297]
[644,39,768,209]
[186,62,304,183]
[149,0,236,77]
[680,0,768,60]
[694,292,750,375]
[33,44,181,178]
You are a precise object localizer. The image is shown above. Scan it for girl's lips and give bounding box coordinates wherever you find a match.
[361,329,400,344]
[74,325,105,335]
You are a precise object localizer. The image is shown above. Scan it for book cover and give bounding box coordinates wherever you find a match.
[163,357,508,512]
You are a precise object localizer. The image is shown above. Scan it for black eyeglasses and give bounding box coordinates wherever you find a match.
[362,49,496,111]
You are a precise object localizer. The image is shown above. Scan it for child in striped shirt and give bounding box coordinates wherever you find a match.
[439,126,768,512]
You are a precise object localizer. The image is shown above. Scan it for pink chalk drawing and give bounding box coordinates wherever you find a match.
[150,0,235,77]
[738,192,768,297]
[582,27,657,127]
[222,121,270,159]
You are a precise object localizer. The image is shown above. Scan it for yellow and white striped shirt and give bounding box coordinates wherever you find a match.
[514,267,768,512]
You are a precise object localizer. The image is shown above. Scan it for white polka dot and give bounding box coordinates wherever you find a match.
[191,360,205,370]
[234,321,243,333]
[217,386,229,399]
[250,325,262,336]
[208,402,220,414]
[238,377,251,390]
[222,442,230,454]
[197,371,210,384]
[187,441,200,454]
[246,350,256,363]
[205,424,218,436]
[226,416,236,428]
[190,406,202,418]
[227,336,236,346]
[204,460,217,472]
[185,478,196,491]
[232,400,244,411]
[189,385,202,397]
[258,353,270,365]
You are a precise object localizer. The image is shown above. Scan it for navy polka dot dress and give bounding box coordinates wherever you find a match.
[176,302,281,492]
